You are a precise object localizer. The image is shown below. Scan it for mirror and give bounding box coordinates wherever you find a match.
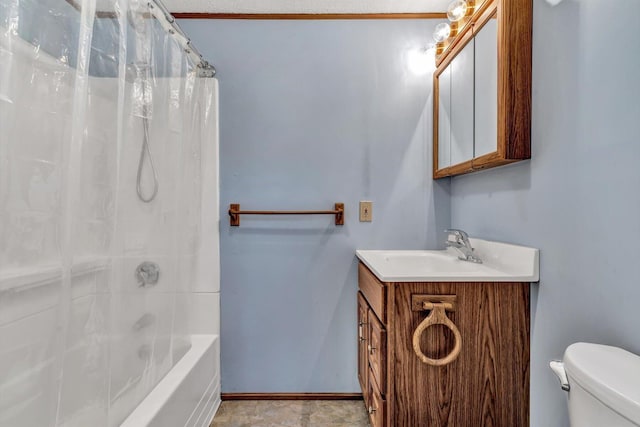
[473,19,497,158]
[438,65,451,169]
[433,0,532,178]
[437,38,476,169]
[450,40,474,166]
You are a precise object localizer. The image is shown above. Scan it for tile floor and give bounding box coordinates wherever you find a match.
[210,400,370,426]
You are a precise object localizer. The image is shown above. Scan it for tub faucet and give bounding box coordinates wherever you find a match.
[445,229,482,264]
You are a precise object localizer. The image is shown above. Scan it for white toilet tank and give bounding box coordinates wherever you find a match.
[552,343,640,427]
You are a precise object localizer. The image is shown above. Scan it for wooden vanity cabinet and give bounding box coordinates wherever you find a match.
[357,262,530,427]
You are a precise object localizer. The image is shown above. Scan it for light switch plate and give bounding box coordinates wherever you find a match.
[359,201,372,222]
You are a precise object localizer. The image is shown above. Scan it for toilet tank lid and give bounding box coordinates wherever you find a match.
[564,342,640,425]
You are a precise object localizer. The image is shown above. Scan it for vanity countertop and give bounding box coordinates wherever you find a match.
[356,238,539,283]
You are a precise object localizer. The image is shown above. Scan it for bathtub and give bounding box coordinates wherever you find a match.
[120,335,221,427]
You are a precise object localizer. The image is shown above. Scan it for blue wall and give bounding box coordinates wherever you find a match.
[180,19,450,392]
[183,2,640,422]
[450,1,640,426]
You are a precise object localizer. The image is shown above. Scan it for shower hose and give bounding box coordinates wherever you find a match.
[136,89,159,203]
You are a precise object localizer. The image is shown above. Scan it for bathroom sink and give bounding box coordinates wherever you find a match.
[356,238,539,282]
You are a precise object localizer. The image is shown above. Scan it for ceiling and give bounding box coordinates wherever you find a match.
[162,0,450,14]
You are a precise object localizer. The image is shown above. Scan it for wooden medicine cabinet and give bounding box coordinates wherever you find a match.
[433,0,532,178]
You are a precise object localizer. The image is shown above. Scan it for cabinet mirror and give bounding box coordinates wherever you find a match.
[433,0,531,178]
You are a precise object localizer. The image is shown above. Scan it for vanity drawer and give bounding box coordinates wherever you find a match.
[358,263,386,324]
[368,308,387,394]
[367,366,387,427]
[357,292,369,399]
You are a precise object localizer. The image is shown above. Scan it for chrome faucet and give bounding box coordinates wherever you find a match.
[445,229,482,263]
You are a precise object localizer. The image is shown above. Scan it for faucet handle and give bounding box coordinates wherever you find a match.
[444,229,469,242]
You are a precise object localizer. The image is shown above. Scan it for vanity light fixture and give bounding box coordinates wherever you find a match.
[433,22,452,43]
[447,0,469,22]
[433,0,477,60]
[427,0,480,69]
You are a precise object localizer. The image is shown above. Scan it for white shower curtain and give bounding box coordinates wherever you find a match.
[0,0,216,425]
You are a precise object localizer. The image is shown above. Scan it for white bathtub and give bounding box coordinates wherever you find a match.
[120,335,221,427]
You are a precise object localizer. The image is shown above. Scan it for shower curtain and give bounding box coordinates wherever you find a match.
[0,0,216,425]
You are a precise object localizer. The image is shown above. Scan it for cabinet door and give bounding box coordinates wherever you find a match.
[474,18,498,157]
[449,39,475,166]
[368,308,387,394]
[438,64,452,169]
[357,292,369,399]
[392,282,529,426]
[367,366,387,427]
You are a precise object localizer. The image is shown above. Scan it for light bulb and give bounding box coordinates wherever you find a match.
[433,23,451,43]
[407,46,436,76]
[447,0,468,22]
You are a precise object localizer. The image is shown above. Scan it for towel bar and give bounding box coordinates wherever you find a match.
[229,203,344,226]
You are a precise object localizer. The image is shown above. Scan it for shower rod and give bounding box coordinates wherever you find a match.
[147,0,216,77]
[63,0,216,77]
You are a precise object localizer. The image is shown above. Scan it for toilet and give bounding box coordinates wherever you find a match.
[550,342,640,427]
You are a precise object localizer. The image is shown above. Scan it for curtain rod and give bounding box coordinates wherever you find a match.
[147,0,216,77]
[64,0,216,77]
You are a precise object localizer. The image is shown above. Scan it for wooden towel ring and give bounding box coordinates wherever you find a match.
[412,303,462,366]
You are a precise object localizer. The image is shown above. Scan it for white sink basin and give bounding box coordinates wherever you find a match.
[356,238,539,282]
